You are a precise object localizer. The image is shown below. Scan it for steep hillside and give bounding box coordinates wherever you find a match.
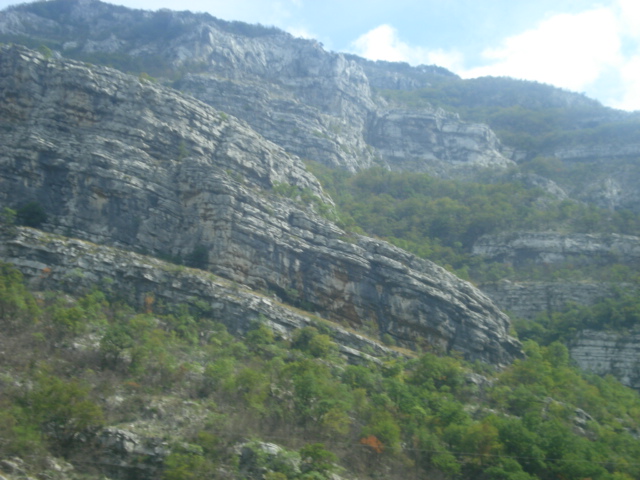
[2,1,640,478]
[2,255,640,480]
[0,0,515,176]
[0,44,520,364]
[363,62,640,211]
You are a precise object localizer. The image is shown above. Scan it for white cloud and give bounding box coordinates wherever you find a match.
[455,5,640,111]
[350,24,462,70]
[351,24,415,63]
[613,55,640,110]
[422,48,465,73]
[462,8,621,92]
[617,0,640,39]
[285,25,315,39]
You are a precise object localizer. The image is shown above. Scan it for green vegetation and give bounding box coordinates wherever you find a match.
[272,182,336,219]
[307,162,640,281]
[516,289,640,345]
[376,76,640,154]
[2,262,640,480]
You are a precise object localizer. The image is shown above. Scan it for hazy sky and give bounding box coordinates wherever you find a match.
[1,0,639,111]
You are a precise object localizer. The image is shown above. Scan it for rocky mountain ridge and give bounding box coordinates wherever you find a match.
[0,43,520,365]
[3,0,640,212]
[0,0,517,177]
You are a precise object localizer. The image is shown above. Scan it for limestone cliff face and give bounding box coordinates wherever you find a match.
[473,232,640,267]
[570,331,640,390]
[479,281,627,320]
[366,109,513,176]
[0,0,515,176]
[0,45,521,365]
[473,231,640,319]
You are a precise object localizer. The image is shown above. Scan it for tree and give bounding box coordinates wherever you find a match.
[100,321,135,369]
[27,373,104,452]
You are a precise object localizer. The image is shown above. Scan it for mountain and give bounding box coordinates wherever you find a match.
[0,43,520,364]
[3,0,639,208]
[0,0,515,176]
[2,1,640,479]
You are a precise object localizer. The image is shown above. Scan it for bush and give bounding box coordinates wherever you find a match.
[0,262,40,330]
[16,201,47,228]
[291,326,336,358]
[27,372,104,451]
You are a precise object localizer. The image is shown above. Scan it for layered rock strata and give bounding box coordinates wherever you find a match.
[570,330,640,390]
[473,232,640,267]
[0,0,516,176]
[0,227,392,362]
[0,45,521,365]
[479,280,628,320]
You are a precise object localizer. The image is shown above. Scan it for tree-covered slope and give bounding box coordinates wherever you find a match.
[2,261,640,480]
[308,163,640,279]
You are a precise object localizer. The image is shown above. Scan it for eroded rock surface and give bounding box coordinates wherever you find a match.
[0,45,521,365]
[571,330,640,390]
[473,232,640,267]
[0,1,517,177]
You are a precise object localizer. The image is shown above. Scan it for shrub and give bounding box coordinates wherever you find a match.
[16,201,47,228]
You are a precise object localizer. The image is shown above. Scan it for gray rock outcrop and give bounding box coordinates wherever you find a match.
[479,280,624,320]
[0,45,521,365]
[570,330,640,390]
[473,232,640,267]
[366,109,513,175]
[0,0,516,177]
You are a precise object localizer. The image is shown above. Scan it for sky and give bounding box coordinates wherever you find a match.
[1,0,639,111]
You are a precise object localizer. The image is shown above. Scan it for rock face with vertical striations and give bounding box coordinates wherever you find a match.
[0,44,521,365]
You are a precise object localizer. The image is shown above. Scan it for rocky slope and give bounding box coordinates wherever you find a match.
[571,330,640,390]
[0,226,394,362]
[0,44,521,365]
[0,0,516,176]
[473,232,640,267]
